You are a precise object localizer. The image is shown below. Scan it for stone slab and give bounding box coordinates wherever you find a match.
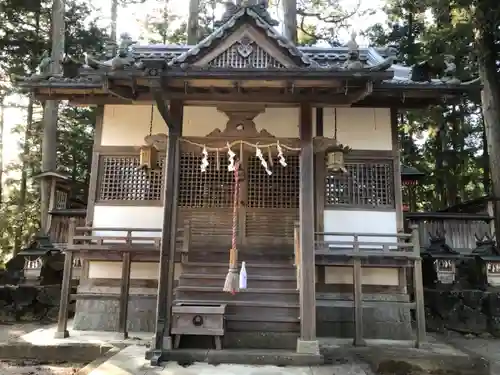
[320,337,490,375]
[89,345,368,375]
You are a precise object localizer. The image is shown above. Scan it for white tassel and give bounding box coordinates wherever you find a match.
[239,261,247,290]
[256,146,272,175]
[227,143,236,171]
[277,141,287,167]
[200,146,209,172]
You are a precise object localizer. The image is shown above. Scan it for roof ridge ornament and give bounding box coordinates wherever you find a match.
[344,31,363,70]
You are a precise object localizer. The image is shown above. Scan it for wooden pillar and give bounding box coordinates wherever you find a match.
[391,108,407,293]
[297,103,319,355]
[54,217,75,338]
[150,99,183,365]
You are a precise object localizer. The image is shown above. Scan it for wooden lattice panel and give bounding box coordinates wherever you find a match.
[207,37,285,69]
[98,155,164,201]
[246,155,300,209]
[325,160,394,208]
[178,152,235,208]
[245,155,299,242]
[178,152,236,243]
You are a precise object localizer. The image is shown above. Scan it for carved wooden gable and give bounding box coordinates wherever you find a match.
[194,25,297,69]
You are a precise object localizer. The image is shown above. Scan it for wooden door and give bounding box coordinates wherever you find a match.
[177,151,235,246]
[242,153,300,246]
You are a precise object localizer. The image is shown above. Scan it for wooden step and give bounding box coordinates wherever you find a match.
[175,286,299,303]
[181,262,296,277]
[179,273,297,289]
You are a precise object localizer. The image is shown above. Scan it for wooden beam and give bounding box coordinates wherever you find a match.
[107,85,136,102]
[153,90,173,129]
[149,99,183,365]
[297,103,319,355]
[348,81,374,104]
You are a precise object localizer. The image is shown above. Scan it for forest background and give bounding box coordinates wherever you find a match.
[0,0,496,258]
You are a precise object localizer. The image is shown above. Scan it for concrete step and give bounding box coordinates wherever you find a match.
[179,273,297,289]
[175,286,299,303]
[154,348,323,365]
[181,262,296,277]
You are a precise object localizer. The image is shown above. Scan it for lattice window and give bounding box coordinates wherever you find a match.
[207,37,285,69]
[247,155,300,209]
[55,189,68,209]
[98,155,164,201]
[325,160,394,208]
[179,152,235,208]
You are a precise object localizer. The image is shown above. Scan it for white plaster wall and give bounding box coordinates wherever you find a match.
[101,105,167,146]
[323,209,399,286]
[88,261,183,280]
[101,105,300,145]
[93,205,163,238]
[323,210,397,245]
[320,107,391,150]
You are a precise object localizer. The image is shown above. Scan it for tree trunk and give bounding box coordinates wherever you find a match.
[187,0,199,44]
[481,111,490,194]
[111,0,118,42]
[283,0,297,43]
[477,2,500,235]
[41,0,65,233]
[13,97,34,254]
[0,95,4,204]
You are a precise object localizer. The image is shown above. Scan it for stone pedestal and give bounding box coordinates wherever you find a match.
[296,339,320,355]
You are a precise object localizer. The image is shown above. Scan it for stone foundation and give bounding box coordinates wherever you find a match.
[73,284,157,332]
[316,293,412,340]
[425,288,500,336]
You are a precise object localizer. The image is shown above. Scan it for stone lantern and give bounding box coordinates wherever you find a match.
[466,235,500,290]
[17,233,64,284]
[421,233,462,287]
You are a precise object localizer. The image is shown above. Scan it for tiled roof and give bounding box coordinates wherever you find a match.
[168,6,315,66]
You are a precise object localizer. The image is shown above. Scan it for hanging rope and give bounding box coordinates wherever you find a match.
[223,160,241,294]
[181,138,301,152]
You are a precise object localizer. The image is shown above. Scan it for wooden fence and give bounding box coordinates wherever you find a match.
[405,212,493,252]
[313,226,425,348]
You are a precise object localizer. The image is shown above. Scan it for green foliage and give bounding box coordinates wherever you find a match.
[0,0,108,260]
[365,0,494,211]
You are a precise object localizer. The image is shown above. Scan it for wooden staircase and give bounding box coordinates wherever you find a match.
[173,246,300,349]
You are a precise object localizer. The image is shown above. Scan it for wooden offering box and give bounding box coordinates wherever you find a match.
[171,303,226,350]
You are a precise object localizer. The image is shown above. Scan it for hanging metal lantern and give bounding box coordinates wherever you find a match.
[326,144,351,173]
[139,104,159,171]
[324,108,351,173]
[139,144,159,170]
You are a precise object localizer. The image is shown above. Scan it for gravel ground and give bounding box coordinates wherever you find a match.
[0,360,81,375]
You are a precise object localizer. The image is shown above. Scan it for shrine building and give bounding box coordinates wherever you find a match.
[16,1,480,364]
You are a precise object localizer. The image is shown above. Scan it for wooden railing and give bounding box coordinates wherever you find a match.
[54,219,192,340]
[405,212,493,252]
[294,222,301,290]
[314,226,425,348]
